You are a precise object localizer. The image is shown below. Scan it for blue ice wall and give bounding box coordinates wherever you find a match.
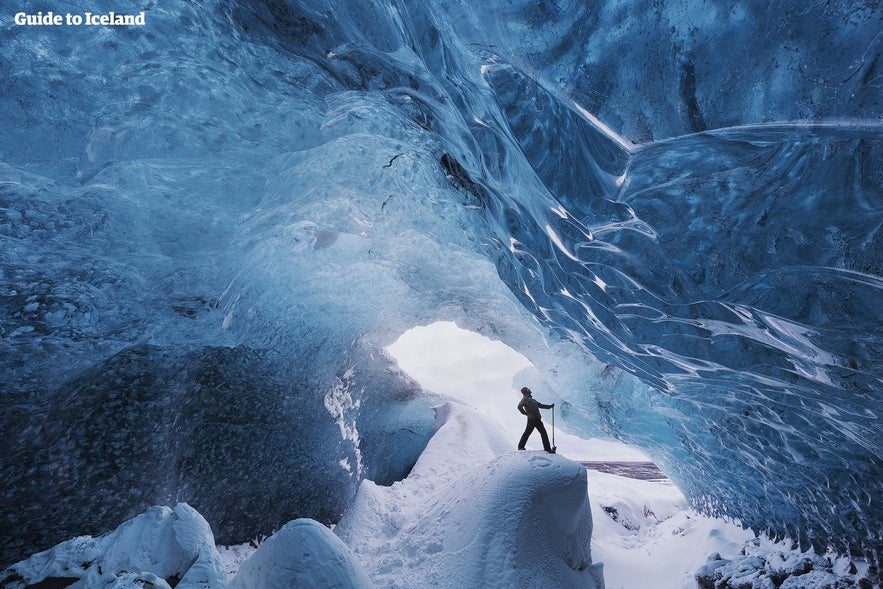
[499,124,883,555]
[1,0,880,565]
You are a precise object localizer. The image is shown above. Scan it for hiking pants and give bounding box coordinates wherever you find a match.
[518,418,552,452]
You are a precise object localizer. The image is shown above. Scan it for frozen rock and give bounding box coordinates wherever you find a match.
[715,556,766,589]
[697,540,871,589]
[101,571,174,589]
[696,554,731,589]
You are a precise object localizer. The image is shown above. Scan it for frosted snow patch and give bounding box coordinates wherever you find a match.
[587,469,757,589]
[0,503,225,589]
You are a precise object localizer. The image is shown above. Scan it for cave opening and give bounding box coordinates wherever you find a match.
[386,320,534,437]
[385,321,651,462]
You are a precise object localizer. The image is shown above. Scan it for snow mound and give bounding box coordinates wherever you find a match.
[230,519,373,589]
[335,401,604,588]
[0,503,225,589]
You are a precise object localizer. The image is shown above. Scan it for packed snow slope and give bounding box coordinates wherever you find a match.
[335,402,604,588]
[2,403,601,589]
[1,0,881,565]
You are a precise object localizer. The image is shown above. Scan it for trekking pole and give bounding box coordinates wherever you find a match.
[552,405,556,452]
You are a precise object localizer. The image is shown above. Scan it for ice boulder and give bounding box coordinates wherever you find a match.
[230,519,373,589]
[0,503,226,589]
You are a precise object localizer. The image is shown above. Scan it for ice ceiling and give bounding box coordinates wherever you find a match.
[1,0,880,566]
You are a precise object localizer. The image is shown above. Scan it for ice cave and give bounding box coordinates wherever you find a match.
[0,0,880,586]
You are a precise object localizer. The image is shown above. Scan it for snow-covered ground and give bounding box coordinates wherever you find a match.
[385,321,763,588]
[301,398,763,588]
[539,428,759,589]
[334,401,603,588]
[217,399,760,588]
[214,400,817,589]
[582,454,755,589]
[211,398,758,589]
[5,396,875,588]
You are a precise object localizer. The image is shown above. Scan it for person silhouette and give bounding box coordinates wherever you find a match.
[516,387,555,453]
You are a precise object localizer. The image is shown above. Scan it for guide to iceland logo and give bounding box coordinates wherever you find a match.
[14,10,146,26]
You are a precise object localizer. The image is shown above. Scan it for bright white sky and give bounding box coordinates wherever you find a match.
[386,321,649,461]
[386,321,532,434]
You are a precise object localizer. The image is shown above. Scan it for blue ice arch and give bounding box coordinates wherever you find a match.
[1,0,880,567]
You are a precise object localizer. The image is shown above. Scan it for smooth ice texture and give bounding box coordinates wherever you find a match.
[0,503,226,589]
[335,402,604,588]
[1,0,881,566]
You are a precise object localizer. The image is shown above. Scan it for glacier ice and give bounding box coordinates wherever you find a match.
[1,0,881,568]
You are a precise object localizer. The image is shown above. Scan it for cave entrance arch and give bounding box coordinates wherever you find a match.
[386,321,533,437]
[386,321,650,461]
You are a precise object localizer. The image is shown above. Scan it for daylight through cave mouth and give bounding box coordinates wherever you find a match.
[386,321,534,433]
[384,322,655,464]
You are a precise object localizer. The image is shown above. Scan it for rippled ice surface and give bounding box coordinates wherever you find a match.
[499,122,883,552]
[0,0,880,564]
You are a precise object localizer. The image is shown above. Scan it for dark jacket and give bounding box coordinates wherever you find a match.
[518,394,552,421]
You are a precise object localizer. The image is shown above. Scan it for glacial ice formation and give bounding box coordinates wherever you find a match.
[1,0,880,567]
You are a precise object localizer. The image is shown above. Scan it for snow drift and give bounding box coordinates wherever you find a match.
[230,519,374,589]
[335,402,604,588]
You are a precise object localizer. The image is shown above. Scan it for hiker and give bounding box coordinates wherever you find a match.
[517,386,555,453]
